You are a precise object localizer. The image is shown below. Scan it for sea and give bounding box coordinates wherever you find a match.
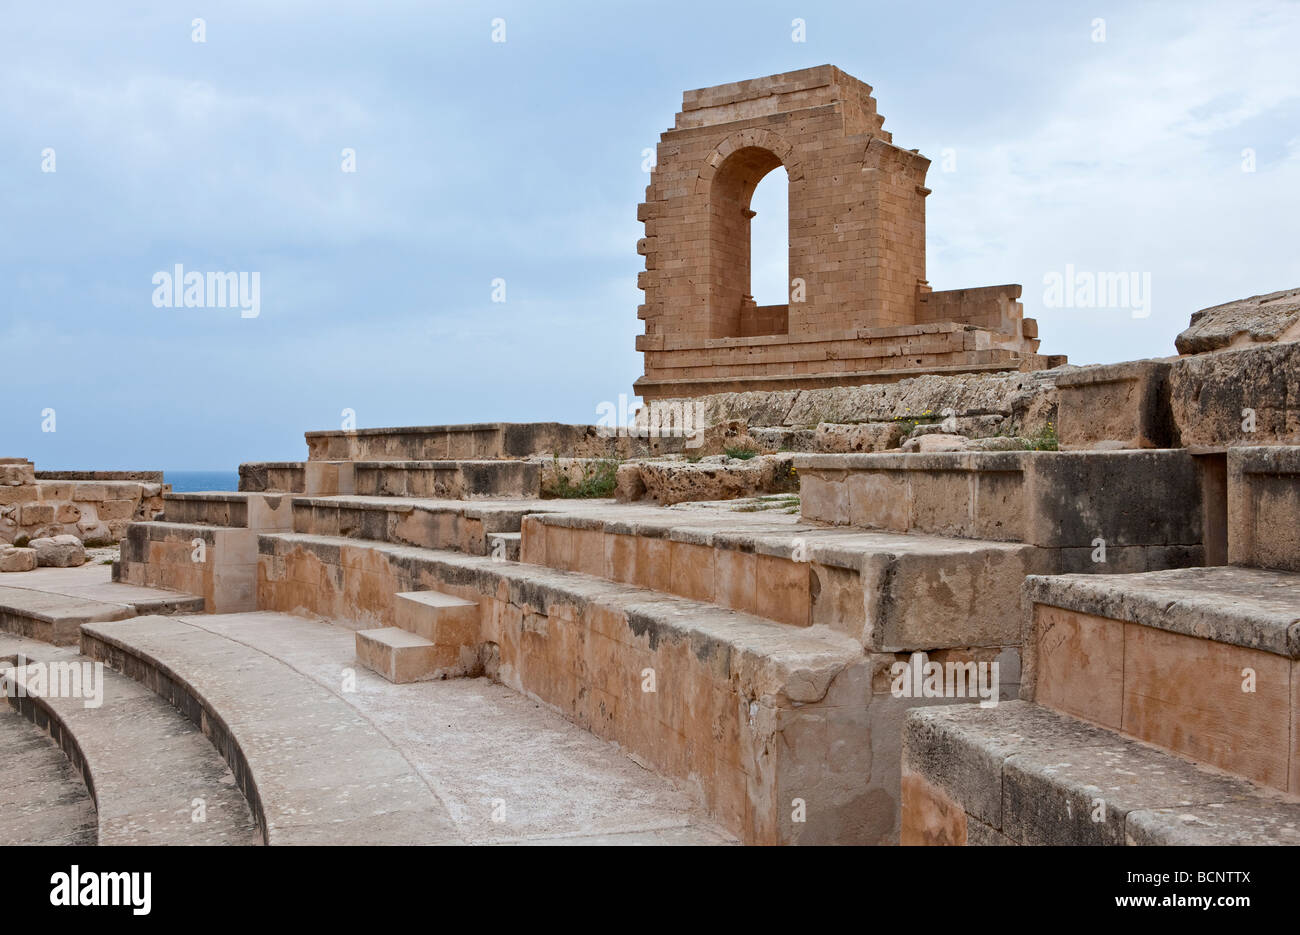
[165,470,240,493]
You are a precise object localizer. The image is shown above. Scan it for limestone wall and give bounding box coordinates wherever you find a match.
[0,459,166,546]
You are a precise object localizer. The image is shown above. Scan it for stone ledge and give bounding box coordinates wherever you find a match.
[1024,567,1300,658]
[903,701,1300,845]
[259,531,865,704]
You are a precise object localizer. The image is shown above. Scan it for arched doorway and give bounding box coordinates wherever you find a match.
[707,146,791,338]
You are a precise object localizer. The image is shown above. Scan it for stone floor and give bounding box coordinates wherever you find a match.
[166,611,735,845]
[3,567,736,844]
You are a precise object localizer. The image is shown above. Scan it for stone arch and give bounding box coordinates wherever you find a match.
[698,130,802,338]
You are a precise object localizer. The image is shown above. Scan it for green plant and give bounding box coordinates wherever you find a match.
[541,458,619,499]
[891,408,942,436]
[724,445,759,460]
[1019,422,1059,451]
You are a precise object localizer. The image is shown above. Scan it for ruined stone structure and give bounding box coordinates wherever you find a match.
[634,66,1064,401]
[0,458,166,548]
[3,69,1297,850]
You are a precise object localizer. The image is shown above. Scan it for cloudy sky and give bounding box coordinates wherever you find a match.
[2,0,1297,470]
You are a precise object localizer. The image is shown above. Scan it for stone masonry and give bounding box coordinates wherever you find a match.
[634,66,1065,400]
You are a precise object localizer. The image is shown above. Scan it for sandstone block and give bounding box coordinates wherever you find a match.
[902,433,968,453]
[815,422,906,452]
[1055,359,1175,449]
[20,503,55,525]
[97,498,137,521]
[0,545,37,572]
[30,534,87,567]
[1176,286,1300,354]
[1169,341,1300,449]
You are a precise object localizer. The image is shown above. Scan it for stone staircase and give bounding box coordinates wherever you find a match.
[902,444,1300,844]
[1,634,258,845]
[63,400,1300,845]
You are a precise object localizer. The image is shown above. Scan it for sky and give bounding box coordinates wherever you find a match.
[2,0,1298,470]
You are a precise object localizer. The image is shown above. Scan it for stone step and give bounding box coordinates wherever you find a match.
[257,530,1015,844]
[1023,565,1300,794]
[0,569,204,646]
[304,421,681,462]
[488,531,522,562]
[293,495,554,555]
[355,626,444,683]
[118,521,257,613]
[1,647,259,844]
[237,461,307,494]
[160,491,293,530]
[0,703,97,844]
[354,460,542,499]
[79,615,461,844]
[902,700,1300,845]
[394,590,479,643]
[519,504,1038,652]
[794,449,1215,572]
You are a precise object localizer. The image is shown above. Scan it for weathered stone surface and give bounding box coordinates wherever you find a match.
[614,462,646,502]
[1227,445,1300,572]
[1056,359,1176,449]
[238,460,306,493]
[0,546,37,573]
[83,610,734,845]
[0,460,36,486]
[901,432,968,453]
[904,701,1300,845]
[683,419,757,455]
[29,534,86,568]
[1023,450,1203,549]
[815,422,907,452]
[256,529,873,843]
[633,455,797,505]
[1024,566,1300,658]
[81,615,461,844]
[668,369,1060,438]
[0,702,96,845]
[1169,341,1300,449]
[3,647,259,844]
[748,426,819,452]
[1175,286,1300,354]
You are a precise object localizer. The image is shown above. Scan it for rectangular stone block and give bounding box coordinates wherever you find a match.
[1228,446,1300,572]
[1170,341,1300,450]
[355,627,440,683]
[1055,359,1175,449]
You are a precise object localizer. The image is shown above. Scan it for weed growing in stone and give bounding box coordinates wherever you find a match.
[542,458,619,499]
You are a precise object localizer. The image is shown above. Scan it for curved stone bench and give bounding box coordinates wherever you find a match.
[80,615,460,845]
[0,704,96,845]
[1,650,258,845]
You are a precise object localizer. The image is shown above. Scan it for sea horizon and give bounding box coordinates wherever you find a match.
[164,469,239,493]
